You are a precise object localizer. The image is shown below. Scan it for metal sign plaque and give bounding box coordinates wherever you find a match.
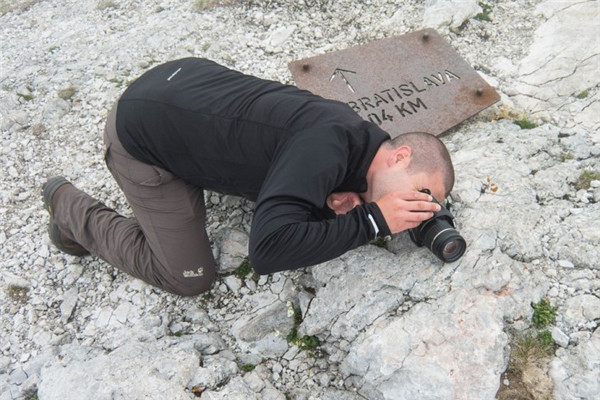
[289,29,500,137]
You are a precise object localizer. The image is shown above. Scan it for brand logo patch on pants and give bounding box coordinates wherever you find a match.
[183,268,204,278]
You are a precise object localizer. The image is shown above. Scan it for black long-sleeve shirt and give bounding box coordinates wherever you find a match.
[115,58,391,274]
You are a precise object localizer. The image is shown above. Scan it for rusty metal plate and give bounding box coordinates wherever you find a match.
[289,29,500,137]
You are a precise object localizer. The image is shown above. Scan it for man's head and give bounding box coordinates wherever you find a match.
[363,132,455,203]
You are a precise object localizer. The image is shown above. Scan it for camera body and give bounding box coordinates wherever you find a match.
[408,189,466,263]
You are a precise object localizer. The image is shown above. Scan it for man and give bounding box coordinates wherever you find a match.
[43,58,453,296]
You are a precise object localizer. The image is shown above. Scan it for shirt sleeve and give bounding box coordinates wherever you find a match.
[248,126,391,274]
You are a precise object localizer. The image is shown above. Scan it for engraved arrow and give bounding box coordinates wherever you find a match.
[330,68,357,93]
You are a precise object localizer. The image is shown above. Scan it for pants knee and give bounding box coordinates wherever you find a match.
[168,272,216,297]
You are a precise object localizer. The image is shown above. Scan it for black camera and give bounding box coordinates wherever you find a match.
[408,189,466,263]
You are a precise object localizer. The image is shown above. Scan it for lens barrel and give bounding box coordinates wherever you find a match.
[419,222,466,263]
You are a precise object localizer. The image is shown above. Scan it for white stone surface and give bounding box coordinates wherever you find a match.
[0,0,598,399]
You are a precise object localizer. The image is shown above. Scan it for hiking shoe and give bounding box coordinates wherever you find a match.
[42,177,89,257]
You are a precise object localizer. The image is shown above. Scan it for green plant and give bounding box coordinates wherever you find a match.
[235,259,252,278]
[514,118,537,130]
[531,298,557,329]
[576,90,589,99]
[58,85,76,101]
[8,284,29,303]
[293,306,303,325]
[17,91,33,101]
[241,363,255,372]
[560,152,574,162]
[475,2,492,22]
[296,334,320,351]
[286,306,322,352]
[575,170,600,190]
[537,330,554,349]
[286,327,299,343]
[48,45,60,53]
[286,327,320,350]
[371,236,388,249]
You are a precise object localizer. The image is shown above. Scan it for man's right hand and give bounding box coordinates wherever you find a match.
[375,191,441,234]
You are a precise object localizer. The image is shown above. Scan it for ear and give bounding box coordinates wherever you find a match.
[387,145,412,167]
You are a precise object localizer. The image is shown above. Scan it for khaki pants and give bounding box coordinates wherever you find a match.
[54,104,216,296]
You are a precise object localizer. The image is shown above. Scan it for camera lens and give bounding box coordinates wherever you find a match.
[440,235,466,262]
[443,241,460,258]
[421,223,466,263]
[408,189,467,263]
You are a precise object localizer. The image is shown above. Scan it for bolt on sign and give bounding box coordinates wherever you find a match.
[289,29,500,137]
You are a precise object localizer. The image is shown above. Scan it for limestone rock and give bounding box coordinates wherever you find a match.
[202,376,261,400]
[512,0,600,131]
[59,287,78,324]
[550,329,600,400]
[302,246,410,342]
[1,1,599,399]
[231,300,294,362]
[191,354,239,389]
[340,289,508,400]
[562,294,600,329]
[423,0,481,29]
[215,228,249,274]
[38,337,202,400]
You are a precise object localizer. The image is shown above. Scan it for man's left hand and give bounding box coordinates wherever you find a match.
[326,192,364,215]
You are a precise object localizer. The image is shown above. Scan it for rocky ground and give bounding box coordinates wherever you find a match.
[1,0,599,399]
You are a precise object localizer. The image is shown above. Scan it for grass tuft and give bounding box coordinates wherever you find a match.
[575,170,600,190]
[512,330,554,371]
[475,2,492,22]
[514,118,538,130]
[560,152,574,162]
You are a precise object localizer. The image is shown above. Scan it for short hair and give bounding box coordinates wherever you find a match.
[386,132,455,198]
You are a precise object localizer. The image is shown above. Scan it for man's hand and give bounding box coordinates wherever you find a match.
[375,191,441,234]
[326,192,364,215]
